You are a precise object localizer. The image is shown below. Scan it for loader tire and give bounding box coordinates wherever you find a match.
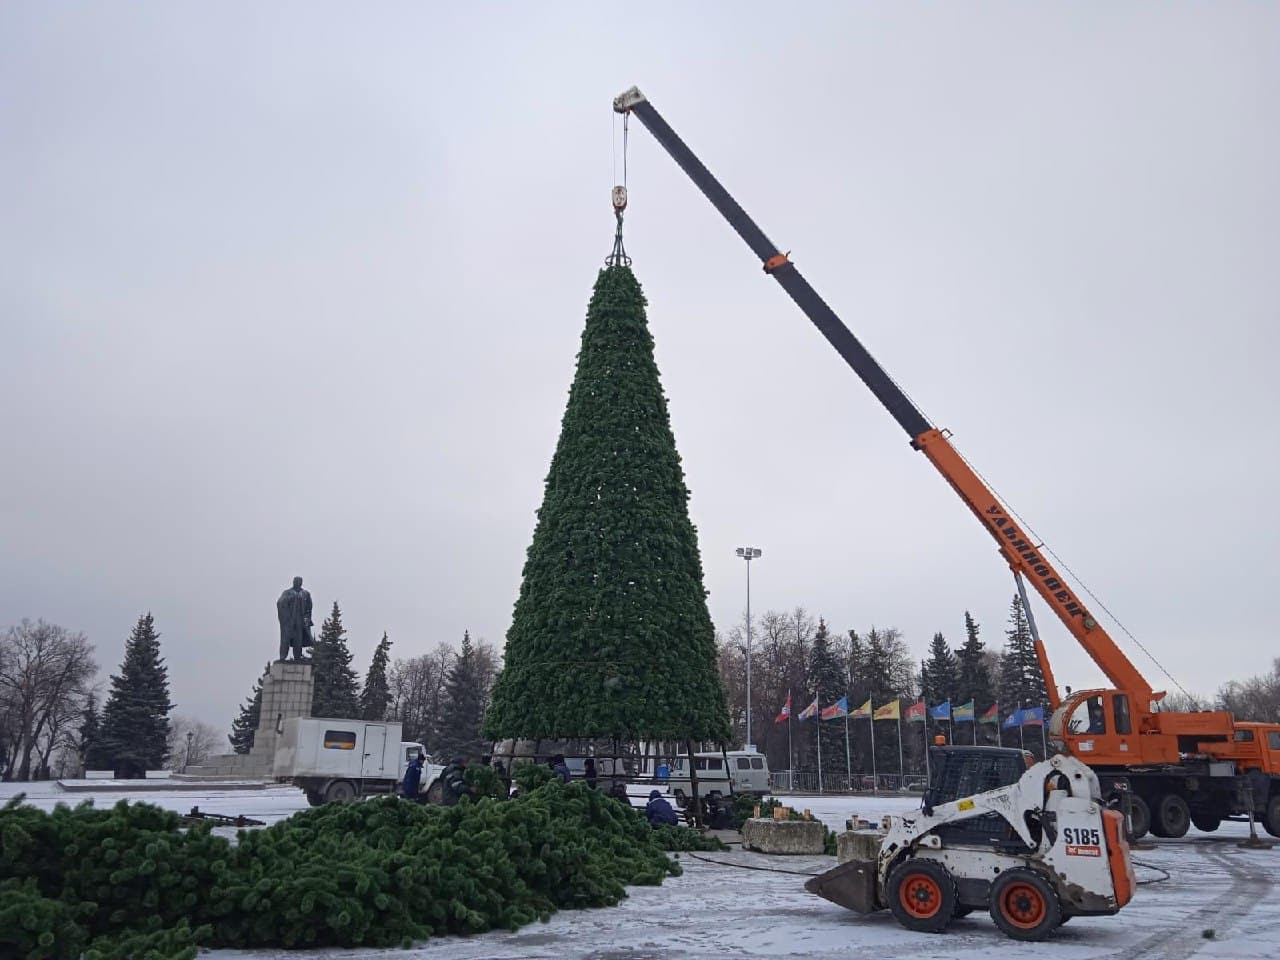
[887,859,956,934]
[1151,794,1190,839]
[1264,796,1280,839]
[1127,795,1150,840]
[989,869,1062,941]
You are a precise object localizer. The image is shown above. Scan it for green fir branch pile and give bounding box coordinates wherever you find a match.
[0,772,718,960]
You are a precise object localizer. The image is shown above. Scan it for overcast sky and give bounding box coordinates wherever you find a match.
[3,3,1277,731]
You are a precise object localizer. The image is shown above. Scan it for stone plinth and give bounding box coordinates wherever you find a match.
[837,829,885,864]
[741,817,827,855]
[182,660,314,780]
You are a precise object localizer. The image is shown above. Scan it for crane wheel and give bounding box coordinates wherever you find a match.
[886,859,956,933]
[1127,795,1151,840]
[989,869,1062,941]
[1152,794,1190,839]
[1190,811,1221,833]
[1264,796,1280,839]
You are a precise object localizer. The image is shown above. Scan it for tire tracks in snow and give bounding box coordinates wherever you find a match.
[1109,842,1274,960]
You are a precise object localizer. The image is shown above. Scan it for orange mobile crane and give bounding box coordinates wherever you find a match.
[613,86,1280,840]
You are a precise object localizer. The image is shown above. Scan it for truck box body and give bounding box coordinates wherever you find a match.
[275,717,402,782]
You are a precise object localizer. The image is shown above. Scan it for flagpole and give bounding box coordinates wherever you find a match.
[922,712,930,784]
[816,708,823,794]
[844,711,851,792]
[896,714,904,791]
[869,708,878,797]
[994,699,1000,747]
[1018,722,1025,751]
[787,693,794,791]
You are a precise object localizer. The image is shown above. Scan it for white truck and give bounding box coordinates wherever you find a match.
[274,717,437,805]
[666,749,770,804]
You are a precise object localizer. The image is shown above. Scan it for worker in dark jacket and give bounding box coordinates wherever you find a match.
[550,754,571,784]
[402,753,424,800]
[583,757,598,789]
[441,756,471,806]
[645,789,679,827]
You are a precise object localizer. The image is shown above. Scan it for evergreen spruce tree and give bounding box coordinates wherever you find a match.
[998,596,1049,745]
[78,694,106,770]
[99,613,174,775]
[228,665,267,754]
[484,265,730,743]
[436,631,486,760]
[921,631,959,741]
[360,632,393,721]
[955,611,995,715]
[807,618,848,779]
[310,603,360,719]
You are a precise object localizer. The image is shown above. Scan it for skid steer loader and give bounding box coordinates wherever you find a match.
[806,747,1134,940]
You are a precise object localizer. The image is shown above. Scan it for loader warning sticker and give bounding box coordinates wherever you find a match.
[1063,827,1102,857]
[958,799,975,811]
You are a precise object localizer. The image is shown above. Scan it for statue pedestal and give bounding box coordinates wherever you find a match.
[180,659,314,780]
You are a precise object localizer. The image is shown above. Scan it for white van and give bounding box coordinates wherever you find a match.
[666,749,770,802]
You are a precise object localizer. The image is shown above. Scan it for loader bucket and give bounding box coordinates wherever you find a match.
[805,859,879,914]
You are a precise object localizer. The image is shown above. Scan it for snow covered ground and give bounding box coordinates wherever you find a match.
[5,782,1278,959]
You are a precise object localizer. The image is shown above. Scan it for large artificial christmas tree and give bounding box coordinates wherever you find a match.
[228,665,267,754]
[360,632,393,721]
[485,265,730,743]
[99,613,174,776]
[310,603,360,719]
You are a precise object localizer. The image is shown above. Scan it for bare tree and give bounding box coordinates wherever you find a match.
[165,715,223,772]
[0,620,97,781]
[1216,659,1280,722]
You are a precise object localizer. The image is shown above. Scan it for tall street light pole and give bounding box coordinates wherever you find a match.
[735,546,762,750]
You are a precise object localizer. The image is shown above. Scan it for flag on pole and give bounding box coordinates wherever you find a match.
[873,700,900,720]
[851,698,873,719]
[928,700,951,721]
[821,696,849,720]
[905,700,927,722]
[953,700,975,722]
[798,697,819,721]
[979,703,1000,725]
[1021,706,1045,726]
[775,692,792,723]
[1003,708,1024,729]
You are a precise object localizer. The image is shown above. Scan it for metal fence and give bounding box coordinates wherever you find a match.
[769,770,927,794]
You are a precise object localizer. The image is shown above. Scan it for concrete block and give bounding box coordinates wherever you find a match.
[741,817,827,855]
[837,829,885,864]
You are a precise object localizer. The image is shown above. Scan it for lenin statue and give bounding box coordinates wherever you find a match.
[277,576,314,661]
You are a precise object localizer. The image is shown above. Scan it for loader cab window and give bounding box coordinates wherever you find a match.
[1068,696,1107,735]
[1113,695,1132,735]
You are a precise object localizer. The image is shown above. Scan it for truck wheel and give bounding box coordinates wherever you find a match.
[1190,812,1221,833]
[304,789,325,807]
[1264,796,1280,839]
[1152,794,1190,839]
[1128,796,1151,840]
[989,869,1062,941]
[324,780,357,803]
[887,859,956,933]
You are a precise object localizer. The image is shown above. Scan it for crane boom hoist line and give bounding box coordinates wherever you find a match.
[611,85,1158,723]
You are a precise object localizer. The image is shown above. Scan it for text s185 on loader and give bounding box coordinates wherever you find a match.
[805,748,1134,940]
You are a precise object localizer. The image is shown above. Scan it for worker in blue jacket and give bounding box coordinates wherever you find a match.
[402,753,424,800]
[645,789,679,827]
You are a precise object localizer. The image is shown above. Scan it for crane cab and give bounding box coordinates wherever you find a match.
[1049,689,1174,766]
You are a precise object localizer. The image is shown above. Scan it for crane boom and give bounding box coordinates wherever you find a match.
[614,86,1157,713]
